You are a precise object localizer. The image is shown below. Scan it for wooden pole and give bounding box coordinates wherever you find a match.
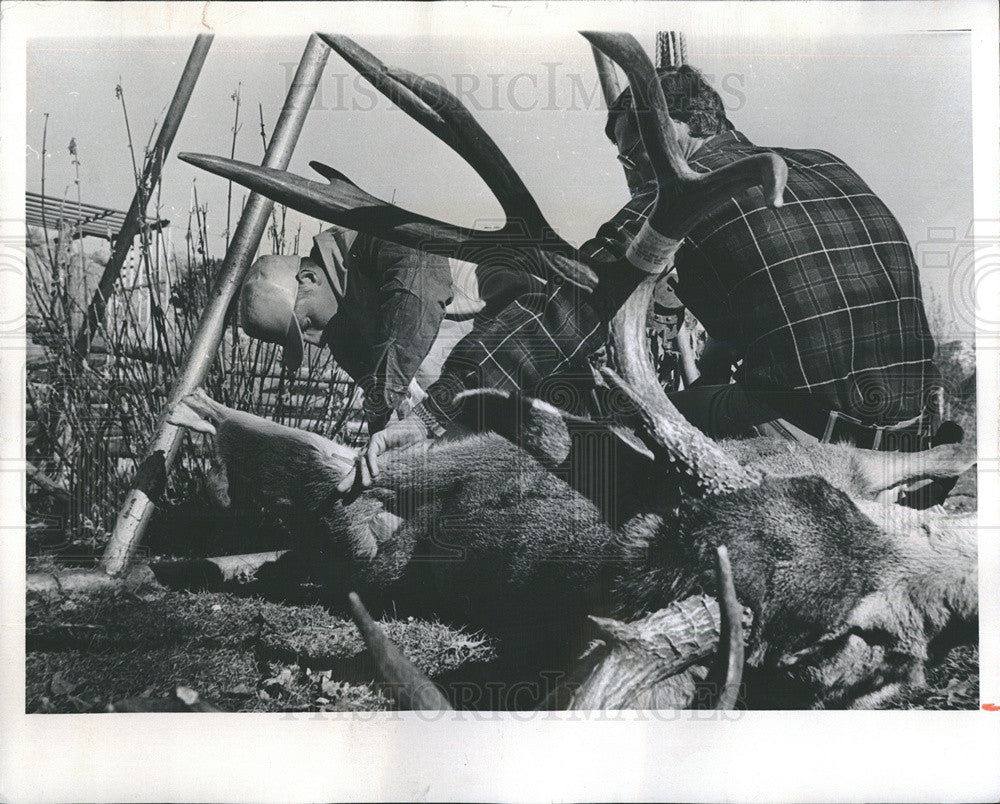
[99,35,331,577]
[72,34,214,359]
[27,551,289,595]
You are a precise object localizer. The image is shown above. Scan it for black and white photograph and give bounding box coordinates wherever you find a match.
[1,1,998,801]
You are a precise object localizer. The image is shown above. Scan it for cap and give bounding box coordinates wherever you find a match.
[238,254,305,370]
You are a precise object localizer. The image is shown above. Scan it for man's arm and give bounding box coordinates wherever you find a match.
[367,239,454,422]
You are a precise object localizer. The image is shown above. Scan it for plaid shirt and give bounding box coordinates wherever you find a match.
[585,130,939,425]
[422,274,608,425]
[423,129,938,429]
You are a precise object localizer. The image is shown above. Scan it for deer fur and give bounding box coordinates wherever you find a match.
[169,389,976,709]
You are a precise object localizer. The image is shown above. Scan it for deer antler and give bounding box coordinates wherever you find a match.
[320,35,557,245]
[180,34,599,290]
[581,32,786,238]
[583,32,787,496]
[347,592,453,711]
[713,545,744,709]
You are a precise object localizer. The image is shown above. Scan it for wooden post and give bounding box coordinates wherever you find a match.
[99,35,331,577]
[72,34,214,359]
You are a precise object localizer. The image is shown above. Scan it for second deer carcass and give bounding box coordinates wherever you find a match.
[174,32,977,709]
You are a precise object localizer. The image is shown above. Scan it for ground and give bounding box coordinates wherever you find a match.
[26,586,497,714]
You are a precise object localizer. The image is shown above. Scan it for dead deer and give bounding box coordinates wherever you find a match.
[175,32,977,709]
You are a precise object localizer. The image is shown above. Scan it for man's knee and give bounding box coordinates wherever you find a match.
[668,384,773,440]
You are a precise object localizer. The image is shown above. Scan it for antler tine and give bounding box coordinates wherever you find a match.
[179,152,601,291]
[597,243,754,492]
[319,35,449,137]
[581,32,698,187]
[347,592,453,711]
[597,245,752,496]
[321,33,562,250]
[713,545,744,710]
[386,66,555,241]
[180,152,472,251]
[582,31,786,239]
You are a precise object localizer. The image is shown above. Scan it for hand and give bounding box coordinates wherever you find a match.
[337,413,429,493]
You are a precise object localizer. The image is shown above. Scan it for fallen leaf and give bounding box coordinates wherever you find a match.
[263,667,295,691]
[49,671,77,696]
[944,678,971,705]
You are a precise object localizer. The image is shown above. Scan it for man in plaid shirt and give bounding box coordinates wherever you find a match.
[358,66,946,484]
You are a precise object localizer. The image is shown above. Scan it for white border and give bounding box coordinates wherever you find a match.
[2,3,998,802]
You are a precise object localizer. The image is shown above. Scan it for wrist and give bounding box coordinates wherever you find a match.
[625,219,683,275]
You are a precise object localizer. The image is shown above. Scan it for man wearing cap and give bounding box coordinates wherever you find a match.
[352,63,954,487]
[240,226,468,434]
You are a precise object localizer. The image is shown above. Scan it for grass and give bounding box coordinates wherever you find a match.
[26,586,497,714]
[25,581,976,713]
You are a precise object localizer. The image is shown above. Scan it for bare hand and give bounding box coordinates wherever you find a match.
[337,414,429,493]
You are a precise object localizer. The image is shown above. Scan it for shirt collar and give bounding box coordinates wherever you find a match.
[688,129,754,160]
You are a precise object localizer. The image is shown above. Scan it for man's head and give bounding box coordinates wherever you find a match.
[238,255,305,370]
[606,66,733,190]
[239,227,357,370]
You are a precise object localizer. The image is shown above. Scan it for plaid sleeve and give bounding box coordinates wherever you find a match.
[422,281,606,429]
[579,187,658,264]
[368,240,453,417]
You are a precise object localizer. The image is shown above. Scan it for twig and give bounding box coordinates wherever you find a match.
[225,84,242,252]
[39,114,55,268]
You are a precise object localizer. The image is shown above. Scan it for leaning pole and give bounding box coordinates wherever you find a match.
[99,34,331,577]
[73,33,214,360]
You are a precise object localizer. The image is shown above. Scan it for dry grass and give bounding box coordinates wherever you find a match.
[25,586,497,714]
[25,578,975,713]
[26,102,365,565]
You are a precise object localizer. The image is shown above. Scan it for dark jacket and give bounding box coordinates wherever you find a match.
[316,230,453,421]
